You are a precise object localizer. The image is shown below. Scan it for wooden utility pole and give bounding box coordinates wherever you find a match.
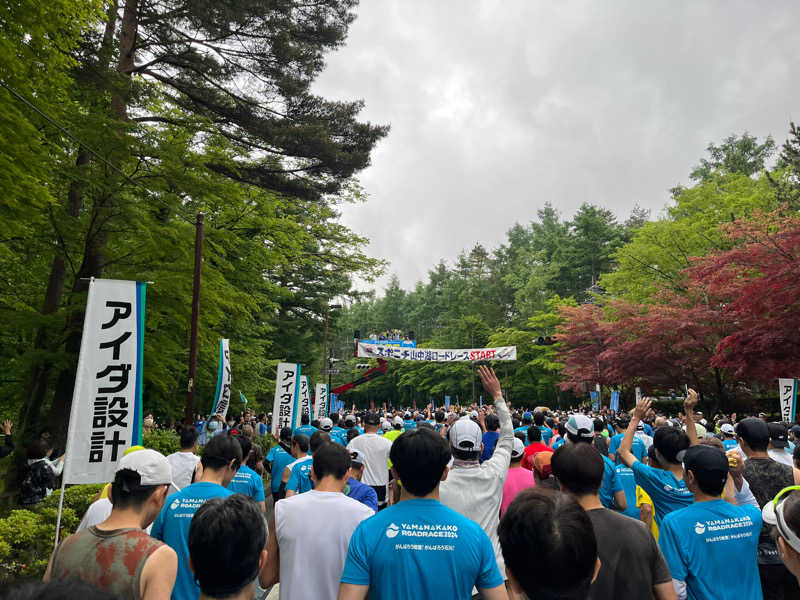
[185,213,204,424]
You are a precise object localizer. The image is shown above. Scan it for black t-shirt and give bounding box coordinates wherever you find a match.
[744,457,794,565]
[587,508,671,599]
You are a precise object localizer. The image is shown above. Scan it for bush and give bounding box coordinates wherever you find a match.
[143,429,181,456]
[40,484,104,520]
[0,483,104,583]
[252,431,277,456]
[0,505,77,583]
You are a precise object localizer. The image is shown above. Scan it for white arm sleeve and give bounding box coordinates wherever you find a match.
[485,397,513,474]
[672,579,687,600]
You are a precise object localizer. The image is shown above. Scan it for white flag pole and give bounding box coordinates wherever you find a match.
[54,277,97,549]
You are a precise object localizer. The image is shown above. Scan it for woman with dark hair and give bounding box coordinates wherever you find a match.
[20,438,63,506]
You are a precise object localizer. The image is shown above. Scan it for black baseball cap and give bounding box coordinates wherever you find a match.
[768,423,789,448]
[683,445,729,491]
[364,412,380,426]
[736,417,770,448]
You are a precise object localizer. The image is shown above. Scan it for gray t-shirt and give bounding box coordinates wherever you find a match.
[587,508,671,599]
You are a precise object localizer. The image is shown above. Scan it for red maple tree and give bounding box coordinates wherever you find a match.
[556,304,610,395]
[687,209,800,382]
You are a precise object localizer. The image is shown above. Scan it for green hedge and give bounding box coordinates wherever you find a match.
[142,430,181,456]
[0,484,102,583]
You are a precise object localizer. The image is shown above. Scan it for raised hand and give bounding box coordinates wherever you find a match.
[633,398,652,421]
[2,420,11,435]
[477,366,502,400]
[684,388,699,413]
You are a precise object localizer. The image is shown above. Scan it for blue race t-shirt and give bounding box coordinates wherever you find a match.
[266,444,296,493]
[151,481,233,600]
[402,420,417,432]
[227,464,265,502]
[331,426,348,446]
[341,498,503,599]
[599,455,624,509]
[295,424,318,439]
[643,423,654,437]
[514,426,529,444]
[538,425,553,446]
[722,439,739,452]
[286,455,314,494]
[607,433,646,463]
[480,431,499,463]
[631,461,693,524]
[614,464,640,519]
[551,437,565,451]
[344,477,378,513]
[659,499,762,600]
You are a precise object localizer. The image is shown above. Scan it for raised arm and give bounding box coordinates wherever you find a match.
[478,366,513,465]
[619,398,651,468]
[683,389,699,447]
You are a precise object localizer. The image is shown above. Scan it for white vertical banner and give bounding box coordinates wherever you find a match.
[63,278,147,484]
[779,378,798,423]
[315,383,329,420]
[294,376,310,428]
[272,363,300,435]
[211,339,231,418]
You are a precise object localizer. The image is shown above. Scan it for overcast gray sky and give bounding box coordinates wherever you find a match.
[313,1,800,292]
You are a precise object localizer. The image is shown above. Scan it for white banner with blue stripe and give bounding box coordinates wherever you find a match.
[63,278,146,484]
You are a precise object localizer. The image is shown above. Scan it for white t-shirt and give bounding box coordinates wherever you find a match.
[77,498,112,532]
[768,448,794,468]
[275,490,373,600]
[167,451,200,494]
[347,433,392,487]
[76,498,152,534]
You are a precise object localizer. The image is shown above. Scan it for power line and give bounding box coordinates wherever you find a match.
[0,78,195,225]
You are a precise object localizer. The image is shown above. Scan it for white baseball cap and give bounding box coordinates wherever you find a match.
[393,416,404,426]
[511,437,525,459]
[381,420,392,431]
[449,417,482,451]
[720,423,735,435]
[117,448,175,488]
[565,414,594,439]
[319,417,333,431]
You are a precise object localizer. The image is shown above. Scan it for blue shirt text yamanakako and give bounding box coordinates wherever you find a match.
[659,499,762,600]
[341,498,503,600]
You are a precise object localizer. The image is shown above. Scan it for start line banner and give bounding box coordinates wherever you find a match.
[357,342,516,362]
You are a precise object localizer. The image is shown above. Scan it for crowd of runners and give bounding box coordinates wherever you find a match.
[12,366,800,600]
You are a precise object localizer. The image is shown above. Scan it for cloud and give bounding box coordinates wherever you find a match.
[313,0,800,292]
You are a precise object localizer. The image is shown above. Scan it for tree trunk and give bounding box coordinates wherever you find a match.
[713,366,727,414]
[18,150,91,447]
[47,195,116,444]
[43,0,139,449]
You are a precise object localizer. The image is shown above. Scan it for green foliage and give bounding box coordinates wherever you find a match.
[39,484,104,520]
[143,430,181,456]
[252,432,277,457]
[0,503,80,583]
[601,171,782,302]
[689,133,776,183]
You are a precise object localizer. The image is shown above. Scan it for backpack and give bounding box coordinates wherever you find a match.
[20,460,53,505]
